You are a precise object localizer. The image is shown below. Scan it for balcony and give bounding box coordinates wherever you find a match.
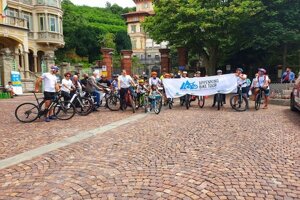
[0,16,28,29]
[36,31,64,45]
[35,0,61,8]
[9,0,32,5]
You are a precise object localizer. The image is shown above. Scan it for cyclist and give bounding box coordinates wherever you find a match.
[250,73,259,100]
[85,72,104,110]
[61,72,75,102]
[35,66,60,122]
[233,68,247,106]
[195,71,201,77]
[212,70,226,107]
[255,68,271,109]
[147,84,163,112]
[180,71,188,106]
[149,71,162,86]
[111,74,119,92]
[118,69,135,110]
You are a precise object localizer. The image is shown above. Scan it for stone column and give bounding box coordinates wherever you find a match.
[24,51,30,79]
[0,48,13,86]
[159,48,171,73]
[121,50,133,76]
[33,55,38,73]
[177,47,188,69]
[101,48,114,79]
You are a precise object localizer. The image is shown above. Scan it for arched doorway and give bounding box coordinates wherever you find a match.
[37,51,45,73]
[29,49,34,72]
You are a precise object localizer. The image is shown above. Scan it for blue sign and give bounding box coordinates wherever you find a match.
[180,80,198,90]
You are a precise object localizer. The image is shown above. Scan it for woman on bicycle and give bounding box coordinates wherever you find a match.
[61,72,75,103]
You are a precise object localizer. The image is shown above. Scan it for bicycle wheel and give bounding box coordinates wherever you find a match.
[107,95,121,111]
[129,95,136,113]
[15,103,40,123]
[54,101,76,120]
[168,98,173,109]
[154,98,163,114]
[230,94,248,112]
[144,95,150,113]
[185,95,190,109]
[255,93,261,110]
[217,93,221,110]
[75,97,93,116]
[198,96,205,108]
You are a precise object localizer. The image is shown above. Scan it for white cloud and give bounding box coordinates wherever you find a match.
[70,0,136,8]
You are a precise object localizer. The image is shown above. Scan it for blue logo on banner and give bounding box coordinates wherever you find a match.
[180,81,198,90]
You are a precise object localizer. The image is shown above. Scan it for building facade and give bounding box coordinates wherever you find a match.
[123,0,168,75]
[0,0,64,91]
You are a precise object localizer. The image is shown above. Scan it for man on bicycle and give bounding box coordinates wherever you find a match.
[255,68,271,109]
[85,72,104,110]
[233,68,247,106]
[118,70,135,110]
[35,66,60,122]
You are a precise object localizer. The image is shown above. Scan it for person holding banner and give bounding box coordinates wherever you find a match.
[233,68,248,107]
[212,70,226,107]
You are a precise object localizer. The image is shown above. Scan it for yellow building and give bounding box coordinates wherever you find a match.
[0,0,64,91]
[123,0,168,74]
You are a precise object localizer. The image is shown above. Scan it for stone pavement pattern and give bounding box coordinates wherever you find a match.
[0,96,299,199]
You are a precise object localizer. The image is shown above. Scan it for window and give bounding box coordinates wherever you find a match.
[132,40,137,49]
[147,54,151,58]
[48,0,58,6]
[38,14,45,31]
[143,3,149,8]
[131,25,136,33]
[48,14,58,32]
[22,12,33,31]
[6,8,18,17]
[155,55,160,60]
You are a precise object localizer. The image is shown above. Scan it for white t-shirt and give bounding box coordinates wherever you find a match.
[258,75,270,89]
[118,75,132,88]
[61,79,73,93]
[149,77,162,86]
[42,73,57,92]
[236,74,247,88]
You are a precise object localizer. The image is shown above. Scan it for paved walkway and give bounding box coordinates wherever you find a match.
[0,96,299,200]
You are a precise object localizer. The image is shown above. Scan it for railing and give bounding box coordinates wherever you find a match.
[35,0,61,8]
[37,31,64,43]
[10,0,33,5]
[0,16,27,29]
[28,32,34,39]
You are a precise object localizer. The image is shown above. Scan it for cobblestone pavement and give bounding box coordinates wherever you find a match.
[0,96,299,200]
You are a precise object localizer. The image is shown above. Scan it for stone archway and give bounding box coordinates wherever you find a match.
[28,49,34,72]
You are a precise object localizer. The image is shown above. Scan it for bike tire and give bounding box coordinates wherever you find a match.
[185,95,190,109]
[154,98,163,114]
[15,103,40,123]
[168,98,173,109]
[144,96,149,113]
[198,96,205,108]
[75,97,93,116]
[217,94,221,110]
[230,95,248,112]
[129,96,136,113]
[54,101,76,120]
[107,95,121,111]
[255,94,261,110]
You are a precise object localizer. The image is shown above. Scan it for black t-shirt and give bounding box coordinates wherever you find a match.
[98,79,111,87]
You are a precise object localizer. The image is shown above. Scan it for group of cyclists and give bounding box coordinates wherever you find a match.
[34,65,271,122]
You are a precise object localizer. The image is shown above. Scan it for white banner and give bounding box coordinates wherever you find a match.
[163,74,237,98]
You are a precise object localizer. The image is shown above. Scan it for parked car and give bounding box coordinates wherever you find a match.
[290,80,300,111]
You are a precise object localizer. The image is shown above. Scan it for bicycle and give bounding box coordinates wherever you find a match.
[230,86,248,112]
[166,98,173,109]
[198,96,205,108]
[145,93,162,114]
[255,87,264,110]
[121,89,136,113]
[15,92,76,123]
[135,91,147,110]
[180,94,191,109]
[215,92,223,110]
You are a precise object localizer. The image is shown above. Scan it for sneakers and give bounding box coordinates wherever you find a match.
[49,115,57,120]
[45,117,51,122]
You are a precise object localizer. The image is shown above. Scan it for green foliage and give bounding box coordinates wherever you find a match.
[144,0,300,74]
[56,0,133,64]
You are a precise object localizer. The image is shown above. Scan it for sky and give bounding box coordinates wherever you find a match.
[70,0,136,8]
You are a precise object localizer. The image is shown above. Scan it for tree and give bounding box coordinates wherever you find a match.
[143,0,266,74]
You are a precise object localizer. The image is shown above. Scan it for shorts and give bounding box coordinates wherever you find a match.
[262,88,270,96]
[44,91,56,101]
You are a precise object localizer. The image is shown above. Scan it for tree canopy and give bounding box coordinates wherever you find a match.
[56,0,133,64]
[143,0,300,75]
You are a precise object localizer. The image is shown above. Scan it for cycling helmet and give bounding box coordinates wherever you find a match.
[236,68,243,73]
[258,68,266,74]
[138,79,144,83]
[51,66,59,71]
[217,70,222,74]
[182,71,188,74]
